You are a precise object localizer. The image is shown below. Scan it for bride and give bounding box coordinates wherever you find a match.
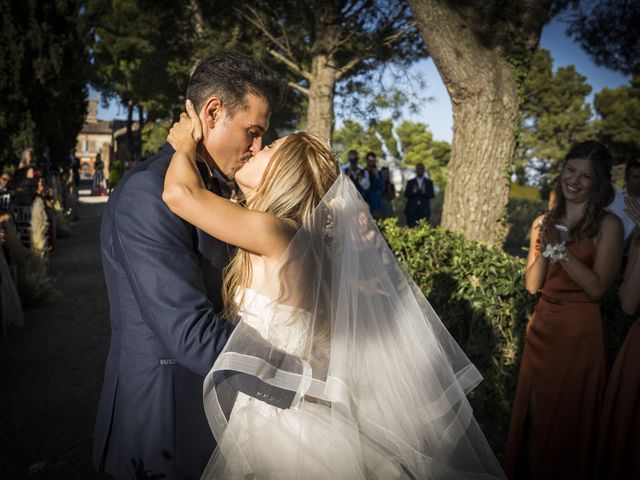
[163,100,505,480]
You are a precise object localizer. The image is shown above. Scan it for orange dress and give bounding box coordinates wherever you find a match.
[596,319,640,478]
[506,239,607,479]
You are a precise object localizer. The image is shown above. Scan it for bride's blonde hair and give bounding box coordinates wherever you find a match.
[222,132,339,319]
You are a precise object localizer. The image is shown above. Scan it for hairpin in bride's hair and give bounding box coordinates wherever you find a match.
[323,197,346,249]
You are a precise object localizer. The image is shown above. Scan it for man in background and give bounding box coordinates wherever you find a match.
[404,163,435,227]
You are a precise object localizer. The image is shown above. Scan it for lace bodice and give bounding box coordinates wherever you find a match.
[237,288,313,357]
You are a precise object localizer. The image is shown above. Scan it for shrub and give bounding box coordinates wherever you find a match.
[108,160,124,188]
[378,218,535,451]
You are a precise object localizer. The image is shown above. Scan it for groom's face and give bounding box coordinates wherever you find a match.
[201,93,271,179]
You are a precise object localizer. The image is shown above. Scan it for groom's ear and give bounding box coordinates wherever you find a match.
[203,97,223,129]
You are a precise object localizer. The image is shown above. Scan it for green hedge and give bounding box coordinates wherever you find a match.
[378,218,634,456]
[378,218,534,451]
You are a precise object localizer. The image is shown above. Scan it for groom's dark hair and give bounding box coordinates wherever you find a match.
[186,51,286,118]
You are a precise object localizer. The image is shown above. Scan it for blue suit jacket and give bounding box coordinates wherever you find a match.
[93,144,234,479]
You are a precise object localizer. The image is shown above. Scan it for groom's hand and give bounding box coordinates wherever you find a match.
[167,99,203,151]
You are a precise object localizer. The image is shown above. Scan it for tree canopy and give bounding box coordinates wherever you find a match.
[0,0,90,167]
[233,0,426,140]
[517,48,594,189]
[566,0,640,76]
[594,74,640,163]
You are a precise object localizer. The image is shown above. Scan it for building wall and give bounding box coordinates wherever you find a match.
[75,132,112,179]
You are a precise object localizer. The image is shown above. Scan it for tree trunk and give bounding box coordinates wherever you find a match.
[445,83,519,243]
[307,54,337,143]
[409,0,531,244]
[138,104,145,132]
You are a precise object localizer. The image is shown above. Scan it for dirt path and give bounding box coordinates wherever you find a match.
[0,194,111,479]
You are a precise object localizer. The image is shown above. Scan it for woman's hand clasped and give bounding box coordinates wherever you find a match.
[167,99,203,152]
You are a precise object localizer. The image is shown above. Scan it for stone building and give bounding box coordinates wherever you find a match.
[75,98,139,179]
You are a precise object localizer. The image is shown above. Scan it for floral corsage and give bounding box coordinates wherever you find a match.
[542,242,568,263]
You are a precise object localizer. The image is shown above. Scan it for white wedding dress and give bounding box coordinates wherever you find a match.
[203,288,403,479]
[201,175,505,480]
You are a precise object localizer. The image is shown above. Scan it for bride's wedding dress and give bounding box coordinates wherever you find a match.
[201,175,505,479]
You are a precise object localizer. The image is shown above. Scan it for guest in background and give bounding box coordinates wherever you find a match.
[69,149,80,192]
[36,177,56,250]
[16,149,37,185]
[403,163,434,227]
[505,141,623,479]
[363,151,384,215]
[0,172,14,213]
[342,149,369,196]
[378,166,396,218]
[0,171,12,194]
[608,160,640,243]
[597,195,640,478]
[92,152,106,196]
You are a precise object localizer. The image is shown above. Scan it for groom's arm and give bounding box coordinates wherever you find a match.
[112,169,232,377]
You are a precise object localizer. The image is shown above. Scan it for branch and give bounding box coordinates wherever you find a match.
[334,21,416,80]
[380,22,416,47]
[335,52,368,80]
[233,6,310,80]
[188,0,206,39]
[288,81,309,97]
[268,48,312,81]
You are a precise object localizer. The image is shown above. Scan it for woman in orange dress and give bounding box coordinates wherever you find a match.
[597,196,640,478]
[505,141,624,479]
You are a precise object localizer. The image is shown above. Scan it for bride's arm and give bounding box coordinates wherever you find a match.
[163,100,295,258]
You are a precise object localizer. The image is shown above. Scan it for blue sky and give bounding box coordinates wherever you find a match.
[96,18,630,143]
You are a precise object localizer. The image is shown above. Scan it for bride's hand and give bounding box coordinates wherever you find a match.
[167,99,203,151]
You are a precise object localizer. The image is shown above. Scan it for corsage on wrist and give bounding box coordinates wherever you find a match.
[542,242,568,263]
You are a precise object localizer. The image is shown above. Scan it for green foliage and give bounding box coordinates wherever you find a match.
[517,48,594,188]
[593,74,640,163]
[87,0,192,120]
[86,0,300,137]
[396,120,450,187]
[108,161,124,188]
[0,0,90,167]
[141,120,170,157]
[332,120,384,163]
[378,218,534,448]
[333,118,451,188]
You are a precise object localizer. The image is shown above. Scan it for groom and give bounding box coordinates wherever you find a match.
[94,51,286,479]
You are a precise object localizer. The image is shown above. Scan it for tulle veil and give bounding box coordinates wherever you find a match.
[201,174,505,479]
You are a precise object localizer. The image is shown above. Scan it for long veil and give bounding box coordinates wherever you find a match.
[202,174,505,479]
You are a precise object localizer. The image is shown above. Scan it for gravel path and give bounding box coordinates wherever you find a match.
[1,195,111,479]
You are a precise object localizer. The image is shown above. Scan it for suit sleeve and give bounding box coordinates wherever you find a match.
[112,170,232,377]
